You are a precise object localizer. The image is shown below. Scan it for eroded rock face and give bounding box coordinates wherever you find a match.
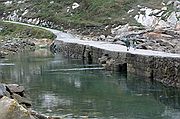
[0,83,32,109]
[0,96,34,119]
[0,83,51,119]
[0,84,6,97]
[134,0,180,29]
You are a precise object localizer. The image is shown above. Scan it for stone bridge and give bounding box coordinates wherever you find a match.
[5,21,180,88]
[52,40,180,88]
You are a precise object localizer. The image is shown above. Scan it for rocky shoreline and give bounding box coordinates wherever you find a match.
[0,36,58,119]
[0,83,64,119]
[0,37,52,58]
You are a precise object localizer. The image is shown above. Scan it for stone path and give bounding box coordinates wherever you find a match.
[5,21,180,58]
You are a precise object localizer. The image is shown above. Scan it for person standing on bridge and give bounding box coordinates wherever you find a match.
[132,38,137,50]
[125,38,131,51]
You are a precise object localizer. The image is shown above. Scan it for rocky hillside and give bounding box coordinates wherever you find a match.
[0,0,180,54]
[0,0,162,27]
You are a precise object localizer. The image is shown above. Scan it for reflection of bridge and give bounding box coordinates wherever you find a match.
[126,74,180,111]
[155,88,180,110]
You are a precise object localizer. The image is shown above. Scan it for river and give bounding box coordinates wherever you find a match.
[0,49,180,119]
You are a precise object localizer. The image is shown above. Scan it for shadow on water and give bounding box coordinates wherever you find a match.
[0,49,180,118]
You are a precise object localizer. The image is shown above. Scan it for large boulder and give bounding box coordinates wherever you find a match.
[6,84,25,96]
[0,96,34,119]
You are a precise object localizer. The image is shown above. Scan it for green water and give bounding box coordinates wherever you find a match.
[0,49,180,119]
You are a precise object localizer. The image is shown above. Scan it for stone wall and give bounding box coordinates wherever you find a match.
[53,40,180,88]
[127,54,180,87]
[53,40,127,71]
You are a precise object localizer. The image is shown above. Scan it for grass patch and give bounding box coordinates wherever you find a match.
[0,21,56,40]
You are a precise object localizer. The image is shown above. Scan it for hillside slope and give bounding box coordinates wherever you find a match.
[0,0,163,27]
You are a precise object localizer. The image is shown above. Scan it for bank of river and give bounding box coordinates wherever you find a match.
[0,49,180,118]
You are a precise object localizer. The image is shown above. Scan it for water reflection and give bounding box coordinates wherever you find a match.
[0,49,180,118]
[41,93,72,109]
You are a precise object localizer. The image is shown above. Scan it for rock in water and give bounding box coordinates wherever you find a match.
[0,96,34,119]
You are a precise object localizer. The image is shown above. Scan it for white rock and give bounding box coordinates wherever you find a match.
[19,17,22,22]
[145,8,153,16]
[167,11,178,27]
[107,35,113,39]
[140,7,146,11]
[177,4,180,9]
[35,18,40,25]
[137,5,142,8]
[135,14,158,28]
[72,2,80,9]
[174,0,180,8]
[27,19,33,23]
[167,0,173,5]
[22,10,29,16]
[108,17,112,20]
[105,25,109,29]
[17,1,25,4]
[155,20,170,29]
[50,1,54,4]
[112,24,129,35]
[4,1,12,5]
[161,7,168,11]
[153,9,161,14]
[162,2,166,6]
[176,12,180,17]
[32,18,37,24]
[175,21,180,30]
[67,6,70,13]
[99,35,106,41]
[128,9,134,14]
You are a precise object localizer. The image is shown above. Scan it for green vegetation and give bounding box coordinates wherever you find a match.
[0,21,56,40]
[0,0,163,27]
